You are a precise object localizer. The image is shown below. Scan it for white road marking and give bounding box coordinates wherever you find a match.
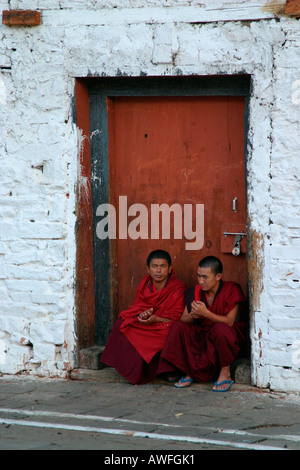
[0,407,182,427]
[0,407,297,450]
[0,416,286,450]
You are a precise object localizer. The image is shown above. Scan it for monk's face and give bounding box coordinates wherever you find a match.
[197,266,222,292]
[148,258,172,285]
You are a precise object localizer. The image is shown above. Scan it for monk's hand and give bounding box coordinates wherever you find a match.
[138,314,169,324]
[138,315,157,324]
[190,301,208,319]
[137,308,153,321]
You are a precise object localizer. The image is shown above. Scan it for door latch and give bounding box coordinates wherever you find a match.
[221,227,246,255]
[232,235,242,256]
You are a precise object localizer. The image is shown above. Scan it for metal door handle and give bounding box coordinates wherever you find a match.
[233,197,237,212]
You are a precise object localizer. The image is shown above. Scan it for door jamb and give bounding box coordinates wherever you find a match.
[74,75,251,366]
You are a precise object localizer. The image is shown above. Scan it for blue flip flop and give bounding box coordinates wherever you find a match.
[174,377,194,388]
[212,380,234,392]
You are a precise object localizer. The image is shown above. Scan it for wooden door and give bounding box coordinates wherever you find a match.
[107,96,247,314]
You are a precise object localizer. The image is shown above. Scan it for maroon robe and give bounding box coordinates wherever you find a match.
[100,270,186,384]
[157,281,246,382]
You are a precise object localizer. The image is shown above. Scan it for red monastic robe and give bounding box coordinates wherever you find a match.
[119,270,186,363]
[100,270,186,384]
[157,281,246,382]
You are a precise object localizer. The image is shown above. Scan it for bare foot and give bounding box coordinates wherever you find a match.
[166,374,179,383]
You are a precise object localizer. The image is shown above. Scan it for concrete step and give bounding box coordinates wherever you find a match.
[75,345,251,385]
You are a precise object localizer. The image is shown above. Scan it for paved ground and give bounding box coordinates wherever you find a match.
[0,368,299,453]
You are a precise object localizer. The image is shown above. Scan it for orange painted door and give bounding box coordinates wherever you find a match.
[108,96,247,314]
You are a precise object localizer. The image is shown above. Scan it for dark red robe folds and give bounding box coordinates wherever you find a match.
[157,281,246,382]
[100,270,186,384]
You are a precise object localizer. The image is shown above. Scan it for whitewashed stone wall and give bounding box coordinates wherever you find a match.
[0,1,299,391]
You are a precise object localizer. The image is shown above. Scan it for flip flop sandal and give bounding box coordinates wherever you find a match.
[174,377,194,388]
[212,380,234,392]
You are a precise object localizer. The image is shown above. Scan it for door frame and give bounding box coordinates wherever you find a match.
[74,75,251,362]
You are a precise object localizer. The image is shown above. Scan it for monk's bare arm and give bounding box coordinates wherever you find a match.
[180,306,194,324]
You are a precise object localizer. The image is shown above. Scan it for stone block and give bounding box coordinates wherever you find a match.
[78,345,106,370]
[231,358,251,385]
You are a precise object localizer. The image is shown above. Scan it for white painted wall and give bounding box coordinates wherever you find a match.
[0,1,299,391]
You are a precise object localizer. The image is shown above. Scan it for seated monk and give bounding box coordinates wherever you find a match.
[100,249,186,385]
[157,256,246,392]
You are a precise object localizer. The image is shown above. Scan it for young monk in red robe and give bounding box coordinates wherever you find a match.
[157,256,246,392]
[100,250,186,385]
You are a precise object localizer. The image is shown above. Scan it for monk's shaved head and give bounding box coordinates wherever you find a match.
[198,256,223,276]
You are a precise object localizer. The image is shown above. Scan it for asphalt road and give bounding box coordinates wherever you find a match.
[0,370,300,453]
